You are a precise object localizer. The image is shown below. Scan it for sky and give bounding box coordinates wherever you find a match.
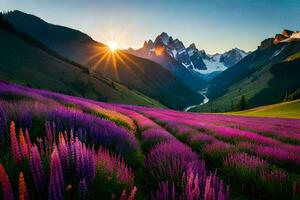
[1,0,300,54]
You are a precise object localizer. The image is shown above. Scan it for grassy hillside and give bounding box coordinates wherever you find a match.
[227,99,300,119]
[4,10,204,109]
[193,56,300,113]
[193,39,300,113]
[0,26,164,107]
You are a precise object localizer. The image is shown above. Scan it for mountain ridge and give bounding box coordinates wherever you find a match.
[0,14,164,107]
[127,32,249,84]
[4,10,204,109]
[128,32,249,71]
[192,29,300,112]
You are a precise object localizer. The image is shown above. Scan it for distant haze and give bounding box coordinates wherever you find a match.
[1,0,300,54]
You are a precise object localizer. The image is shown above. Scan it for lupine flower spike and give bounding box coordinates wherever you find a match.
[19,172,29,200]
[29,145,46,198]
[19,129,29,158]
[120,190,126,200]
[128,186,138,200]
[0,164,14,200]
[25,129,32,149]
[48,146,64,200]
[78,179,87,200]
[10,121,22,164]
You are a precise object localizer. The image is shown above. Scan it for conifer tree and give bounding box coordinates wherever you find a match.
[236,95,247,111]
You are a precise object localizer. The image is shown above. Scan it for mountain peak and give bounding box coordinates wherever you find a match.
[188,43,197,50]
[273,29,300,44]
[282,29,294,37]
[160,32,169,37]
[219,48,249,67]
[155,32,171,46]
[143,40,148,47]
[232,47,242,51]
[128,32,249,76]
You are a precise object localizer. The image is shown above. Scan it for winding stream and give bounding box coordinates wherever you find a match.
[184,88,209,111]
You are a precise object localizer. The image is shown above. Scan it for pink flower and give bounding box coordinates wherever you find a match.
[29,145,46,198]
[19,128,29,158]
[119,190,127,200]
[25,128,32,148]
[48,146,64,200]
[10,121,22,164]
[128,186,137,200]
[0,164,14,200]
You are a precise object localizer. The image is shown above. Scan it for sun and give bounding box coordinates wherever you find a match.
[107,41,119,52]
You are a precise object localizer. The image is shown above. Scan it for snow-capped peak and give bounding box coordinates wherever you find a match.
[155,32,171,46]
[127,32,249,75]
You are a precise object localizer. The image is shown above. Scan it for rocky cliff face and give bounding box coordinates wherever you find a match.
[274,29,300,44]
[128,32,249,76]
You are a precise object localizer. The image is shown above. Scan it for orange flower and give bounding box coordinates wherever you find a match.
[18,172,29,200]
[19,129,29,158]
[10,121,21,164]
[0,164,14,200]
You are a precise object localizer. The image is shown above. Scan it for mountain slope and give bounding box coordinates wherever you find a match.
[4,10,203,109]
[4,10,95,63]
[219,48,249,68]
[208,38,289,99]
[193,30,300,112]
[127,32,248,85]
[0,16,164,107]
[126,41,207,90]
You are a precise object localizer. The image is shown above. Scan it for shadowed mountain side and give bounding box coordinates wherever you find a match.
[126,46,207,90]
[85,45,204,109]
[0,17,164,107]
[4,10,204,109]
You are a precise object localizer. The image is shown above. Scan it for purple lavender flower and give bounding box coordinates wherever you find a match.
[78,178,87,200]
[145,141,198,184]
[29,145,46,198]
[48,146,64,200]
[142,128,175,151]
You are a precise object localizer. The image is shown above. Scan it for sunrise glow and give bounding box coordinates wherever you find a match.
[107,41,119,52]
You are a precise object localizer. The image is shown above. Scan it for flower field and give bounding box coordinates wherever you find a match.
[0,81,300,200]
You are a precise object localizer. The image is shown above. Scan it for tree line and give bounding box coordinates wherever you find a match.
[283,88,300,102]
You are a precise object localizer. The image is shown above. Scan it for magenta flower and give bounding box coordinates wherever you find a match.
[58,133,70,174]
[120,190,127,200]
[224,152,269,171]
[145,141,198,184]
[48,146,64,200]
[128,186,138,200]
[29,145,46,198]
[204,176,215,200]
[25,128,32,148]
[96,146,134,187]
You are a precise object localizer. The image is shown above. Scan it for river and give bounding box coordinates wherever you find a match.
[184,88,209,111]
